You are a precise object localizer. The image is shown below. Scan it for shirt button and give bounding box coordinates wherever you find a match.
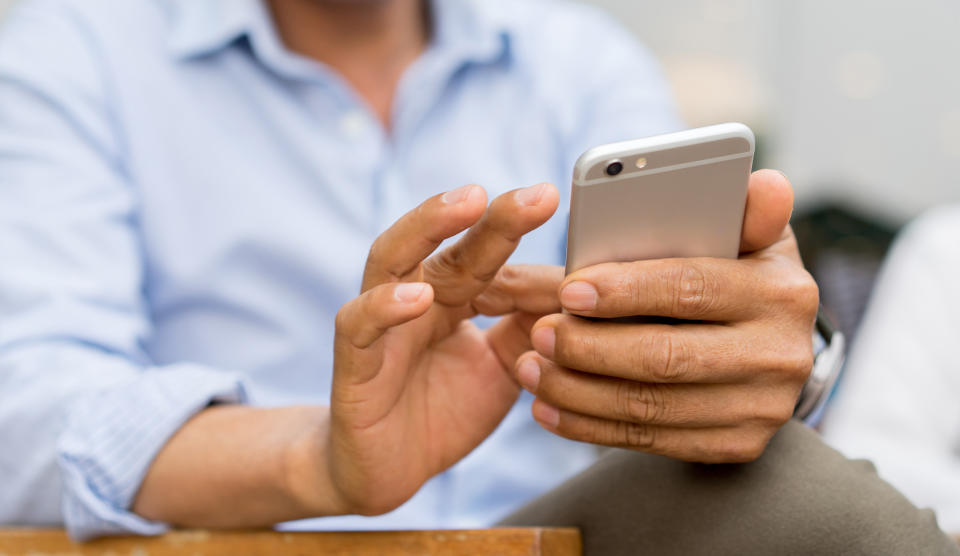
[339,110,369,139]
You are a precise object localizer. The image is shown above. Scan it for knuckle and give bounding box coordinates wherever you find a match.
[773,268,820,321]
[794,349,816,381]
[473,265,501,284]
[781,343,815,383]
[716,434,768,463]
[334,302,368,350]
[497,264,522,285]
[646,334,690,382]
[432,244,499,285]
[731,444,765,463]
[673,263,713,317]
[471,280,509,315]
[741,431,773,462]
[792,274,820,317]
[769,400,797,426]
[555,320,600,369]
[751,392,796,428]
[621,421,657,449]
[366,238,387,268]
[432,247,466,277]
[799,270,820,303]
[470,292,500,315]
[619,382,668,423]
[334,304,351,333]
[755,341,812,386]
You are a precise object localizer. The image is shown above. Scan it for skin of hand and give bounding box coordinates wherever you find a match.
[133,171,812,526]
[513,169,820,464]
[132,182,564,527]
[319,182,566,516]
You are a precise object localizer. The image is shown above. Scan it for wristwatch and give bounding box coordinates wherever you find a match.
[793,309,846,422]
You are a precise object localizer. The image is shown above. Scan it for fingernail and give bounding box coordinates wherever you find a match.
[394,282,427,302]
[516,358,541,392]
[560,281,598,311]
[531,327,555,358]
[442,184,474,204]
[515,183,547,206]
[533,401,560,428]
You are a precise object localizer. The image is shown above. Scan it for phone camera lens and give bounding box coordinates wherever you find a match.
[605,161,623,176]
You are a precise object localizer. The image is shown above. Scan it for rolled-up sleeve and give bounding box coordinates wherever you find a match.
[0,1,245,540]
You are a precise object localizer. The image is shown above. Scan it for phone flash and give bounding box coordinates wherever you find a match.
[635,157,647,169]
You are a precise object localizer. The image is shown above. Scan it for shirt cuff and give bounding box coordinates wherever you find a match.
[57,364,247,541]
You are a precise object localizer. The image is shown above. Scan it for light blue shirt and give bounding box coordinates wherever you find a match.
[0,0,681,540]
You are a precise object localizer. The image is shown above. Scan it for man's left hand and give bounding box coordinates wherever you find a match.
[514,170,819,463]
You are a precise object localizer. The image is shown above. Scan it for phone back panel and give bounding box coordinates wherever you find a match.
[565,124,754,275]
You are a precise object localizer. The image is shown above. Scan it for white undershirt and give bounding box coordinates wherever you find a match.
[822,205,960,533]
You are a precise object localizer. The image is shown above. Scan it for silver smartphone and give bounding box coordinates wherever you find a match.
[565,123,755,275]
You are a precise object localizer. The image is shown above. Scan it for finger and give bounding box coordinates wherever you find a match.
[515,353,796,428]
[486,312,542,375]
[471,264,564,316]
[530,399,775,463]
[530,313,804,384]
[334,282,434,383]
[422,183,560,306]
[559,257,764,320]
[361,184,487,292]
[740,169,794,254]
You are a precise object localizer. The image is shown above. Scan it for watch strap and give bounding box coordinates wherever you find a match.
[794,309,846,423]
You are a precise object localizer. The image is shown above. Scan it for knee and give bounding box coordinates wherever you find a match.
[586,421,959,554]
[703,420,959,554]
[502,421,959,555]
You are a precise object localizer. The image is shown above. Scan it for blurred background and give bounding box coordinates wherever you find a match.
[1,0,957,337]
[590,0,960,340]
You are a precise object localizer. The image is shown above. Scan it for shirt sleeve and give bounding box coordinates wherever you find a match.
[0,2,247,540]
[821,207,960,532]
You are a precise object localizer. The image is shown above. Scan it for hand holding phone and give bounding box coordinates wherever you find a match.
[512,126,819,463]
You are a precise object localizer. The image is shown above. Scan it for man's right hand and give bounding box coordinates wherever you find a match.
[306,183,562,516]
[132,184,561,527]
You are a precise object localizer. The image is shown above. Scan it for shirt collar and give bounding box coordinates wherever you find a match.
[166,0,262,59]
[166,0,512,67]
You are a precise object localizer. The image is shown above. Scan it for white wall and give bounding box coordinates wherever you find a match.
[771,1,960,222]
[588,0,960,223]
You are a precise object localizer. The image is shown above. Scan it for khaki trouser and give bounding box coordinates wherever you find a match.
[501,420,960,555]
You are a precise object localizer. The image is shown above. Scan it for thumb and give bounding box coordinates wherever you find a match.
[740,169,795,253]
[333,282,433,385]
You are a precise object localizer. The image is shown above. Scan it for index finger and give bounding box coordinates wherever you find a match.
[560,257,766,321]
[361,184,487,292]
[422,182,560,306]
[471,264,564,316]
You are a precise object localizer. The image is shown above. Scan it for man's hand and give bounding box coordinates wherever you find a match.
[135,183,563,526]
[322,182,563,516]
[514,170,818,463]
